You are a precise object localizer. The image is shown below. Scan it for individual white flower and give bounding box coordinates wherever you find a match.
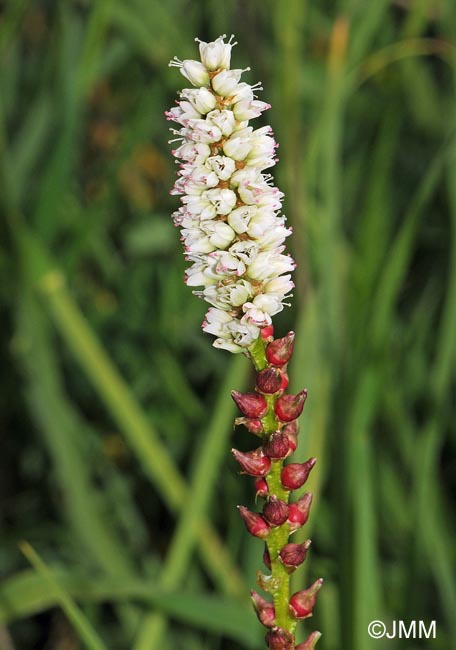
[205,155,236,181]
[264,274,294,296]
[204,188,237,215]
[222,132,253,160]
[233,99,270,121]
[202,308,234,337]
[172,142,211,165]
[206,109,237,137]
[180,87,217,114]
[196,279,253,309]
[202,221,236,248]
[247,251,295,281]
[185,119,222,144]
[196,34,235,70]
[211,69,245,95]
[227,205,258,234]
[169,58,210,86]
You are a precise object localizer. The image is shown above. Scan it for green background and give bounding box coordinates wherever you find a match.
[1,1,455,649]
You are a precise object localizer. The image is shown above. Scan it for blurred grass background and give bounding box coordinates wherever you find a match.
[1,1,455,649]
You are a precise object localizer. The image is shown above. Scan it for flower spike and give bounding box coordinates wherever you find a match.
[168,35,322,649]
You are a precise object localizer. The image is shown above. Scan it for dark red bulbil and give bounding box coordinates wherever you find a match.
[238,506,270,539]
[265,627,294,650]
[263,432,290,459]
[288,492,313,531]
[265,332,295,366]
[274,390,307,423]
[281,458,316,490]
[263,496,289,527]
[289,579,323,619]
[231,390,268,418]
[250,590,275,628]
[232,447,271,477]
[256,367,283,394]
[279,540,311,570]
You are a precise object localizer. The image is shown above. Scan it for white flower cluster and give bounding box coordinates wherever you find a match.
[167,35,295,353]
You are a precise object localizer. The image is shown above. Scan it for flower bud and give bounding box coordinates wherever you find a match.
[256,368,283,394]
[263,544,271,569]
[231,390,268,418]
[288,493,313,531]
[250,590,275,628]
[279,540,311,570]
[265,627,294,650]
[232,448,271,477]
[289,579,323,620]
[238,506,270,539]
[263,496,289,527]
[295,631,322,650]
[281,458,316,490]
[265,331,295,366]
[264,432,290,459]
[261,325,274,341]
[274,390,307,423]
[255,477,269,498]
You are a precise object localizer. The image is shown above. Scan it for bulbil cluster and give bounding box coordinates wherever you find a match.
[167,35,295,353]
[232,329,322,649]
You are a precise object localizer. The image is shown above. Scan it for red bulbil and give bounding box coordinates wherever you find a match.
[254,477,269,498]
[234,417,264,436]
[274,390,307,422]
[289,579,323,620]
[231,390,268,418]
[263,496,290,527]
[250,590,275,628]
[279,540,311,570]
[266,332,295,366]
[263,432,290,459]
[238,506,270,539]
[288,493,313,531]
[265,627,294,650]
[281,458,317,490]
[295,631,322,649]
[232,448,271,477]
[256,368,283,394]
